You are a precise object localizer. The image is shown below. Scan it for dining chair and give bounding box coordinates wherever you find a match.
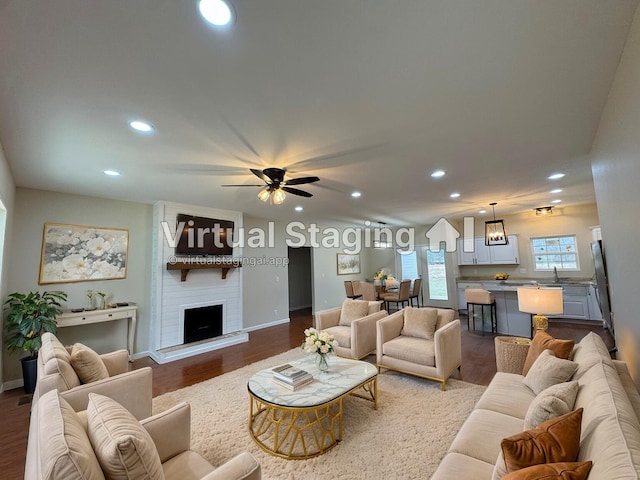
[344,280,362,299]
[409,278,422,307]
[381,279,412,312]
[359,282,379,302]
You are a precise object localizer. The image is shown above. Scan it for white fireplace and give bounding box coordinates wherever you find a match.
[150,201,246,363]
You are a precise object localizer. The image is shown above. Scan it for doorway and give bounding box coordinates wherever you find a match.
[288,246,313,312]
[396,245,457,309]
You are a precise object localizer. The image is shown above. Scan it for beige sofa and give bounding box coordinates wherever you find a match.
[35,332,152,419]
[25,389,261,480]
[316,300,388,359]
[377,307,461,390]
[431,332,640,479]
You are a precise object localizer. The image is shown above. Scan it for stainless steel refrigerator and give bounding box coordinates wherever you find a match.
[591,240,613,333]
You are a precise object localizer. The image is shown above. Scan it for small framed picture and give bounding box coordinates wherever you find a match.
[336,253,360,275]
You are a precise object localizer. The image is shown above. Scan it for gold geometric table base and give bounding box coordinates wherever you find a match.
[249,376,377,459]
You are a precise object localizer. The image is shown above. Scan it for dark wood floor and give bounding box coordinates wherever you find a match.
[0,308,614,479]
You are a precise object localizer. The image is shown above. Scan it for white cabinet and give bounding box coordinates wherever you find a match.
[489,237,519,264]
[457,235,519,265]
[547,284,602,321]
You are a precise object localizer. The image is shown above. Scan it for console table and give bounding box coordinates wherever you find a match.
[56,306,137,361]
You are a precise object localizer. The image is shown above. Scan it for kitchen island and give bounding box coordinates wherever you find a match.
[457,278,603,338]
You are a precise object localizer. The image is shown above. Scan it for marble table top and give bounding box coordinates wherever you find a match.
[247,355,377,408]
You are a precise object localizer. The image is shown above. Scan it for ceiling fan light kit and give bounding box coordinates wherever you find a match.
[223,167,319,205]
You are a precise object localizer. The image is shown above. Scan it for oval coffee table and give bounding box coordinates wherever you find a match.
[247,355,377,459]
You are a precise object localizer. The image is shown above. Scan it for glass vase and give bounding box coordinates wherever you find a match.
[316,353,329,373]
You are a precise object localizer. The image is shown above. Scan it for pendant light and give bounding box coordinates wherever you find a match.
[485,202,508,246]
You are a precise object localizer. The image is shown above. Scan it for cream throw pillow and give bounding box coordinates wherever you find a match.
[339,299,370,326]
[70,343,110,384]
[524,381,579,430]
[401,307,438,339]
[38,390,105,480]
[86,393,164,480]
[522,350,578,395]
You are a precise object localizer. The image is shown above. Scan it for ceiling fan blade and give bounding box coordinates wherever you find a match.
[285,176,320,186]
[221,184,264,187]
[282,186,313,197]
[250,168,268,182]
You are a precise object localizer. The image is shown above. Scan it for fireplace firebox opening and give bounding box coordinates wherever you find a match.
[183,304,223,344]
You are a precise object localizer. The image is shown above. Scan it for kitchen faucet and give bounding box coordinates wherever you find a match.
[554,266,560,283]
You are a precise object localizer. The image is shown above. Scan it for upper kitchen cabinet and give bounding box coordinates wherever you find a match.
[457,235,519,265]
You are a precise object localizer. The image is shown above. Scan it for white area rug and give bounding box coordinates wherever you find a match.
[153,349,486,479]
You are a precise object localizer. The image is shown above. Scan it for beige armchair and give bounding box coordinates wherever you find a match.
[34,332,152,419]
[25,389,261,480]
[376,307,461,390]
[316,299,388,359]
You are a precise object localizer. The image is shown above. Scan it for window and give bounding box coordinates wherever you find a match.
[424,247,448,301]
[399,250,419,280]
[531,235,579,271]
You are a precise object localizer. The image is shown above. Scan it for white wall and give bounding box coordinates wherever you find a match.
[242,216,290,329]
[3,188,152,385]
[0,144,16,390]
[590,4,640,384]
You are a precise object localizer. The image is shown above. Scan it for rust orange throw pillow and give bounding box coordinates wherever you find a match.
[501,408,583,473]
[522,332,574,375]
[502,461,592,479]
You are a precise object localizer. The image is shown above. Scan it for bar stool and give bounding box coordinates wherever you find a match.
[465,288,497,334]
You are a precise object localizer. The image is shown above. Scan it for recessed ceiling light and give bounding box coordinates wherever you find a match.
[431,170,446,178]
[129,120,154,133]
[103,170,121,176]
[478,209,487,214]
[550,188,563,194]
[198,0,233,26]
[351,191,362,198]
[551,199,562,204]
[449,192,460,198]
[548,173,565,180]
[294,206,303,212]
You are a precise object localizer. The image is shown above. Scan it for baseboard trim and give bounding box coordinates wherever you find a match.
[3,378,24,391]
[243,317,290,332]
[131,350,151,361]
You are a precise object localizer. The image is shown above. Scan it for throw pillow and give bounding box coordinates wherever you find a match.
[502,461,592,479]
[70,343,110,384]
[86,393,164,480]
[522,350,578,395]
[522,331,574,376]
[339,299,370,326]
[501,408,583,473]
[524,381,579,430]
[401,307,438,339]
[37,390,105,480]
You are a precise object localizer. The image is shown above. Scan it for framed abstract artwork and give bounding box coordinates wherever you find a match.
[336,253,360,275]
[39,223,129,284]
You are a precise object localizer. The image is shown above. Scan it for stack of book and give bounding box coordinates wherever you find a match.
[272,364,314,390]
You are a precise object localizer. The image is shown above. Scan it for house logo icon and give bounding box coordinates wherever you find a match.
[425,218,460,252]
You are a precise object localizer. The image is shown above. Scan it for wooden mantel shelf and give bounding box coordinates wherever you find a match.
[166,261,241,282]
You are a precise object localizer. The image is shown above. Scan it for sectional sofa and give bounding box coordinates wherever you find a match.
[431,332,640,478]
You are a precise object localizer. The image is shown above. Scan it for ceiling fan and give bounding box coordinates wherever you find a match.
[222,168,320,204]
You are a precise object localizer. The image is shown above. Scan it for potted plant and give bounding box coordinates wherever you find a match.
[4,290,67,393]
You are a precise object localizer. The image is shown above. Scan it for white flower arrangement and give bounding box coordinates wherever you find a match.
[301,327,338,355]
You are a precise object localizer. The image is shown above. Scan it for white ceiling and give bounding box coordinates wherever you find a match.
[0,0,638,226]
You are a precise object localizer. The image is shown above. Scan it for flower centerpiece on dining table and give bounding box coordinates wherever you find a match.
[301,327,338,372]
